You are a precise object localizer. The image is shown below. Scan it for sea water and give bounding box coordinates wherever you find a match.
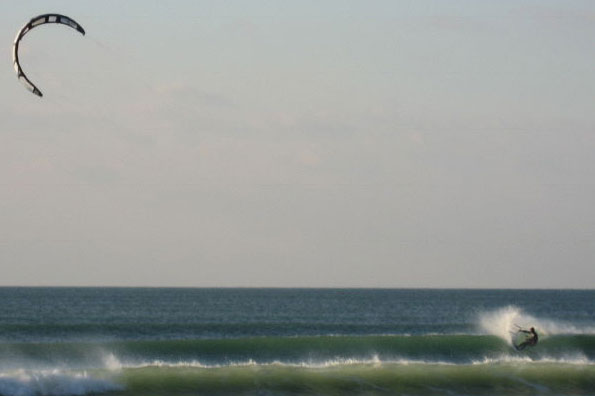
[0,288,593,395]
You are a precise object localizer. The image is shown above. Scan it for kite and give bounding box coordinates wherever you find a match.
[13,14,85,97]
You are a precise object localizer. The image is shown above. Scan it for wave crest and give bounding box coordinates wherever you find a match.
[478,306,595,344]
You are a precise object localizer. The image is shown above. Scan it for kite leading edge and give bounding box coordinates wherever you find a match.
[13,14,86,97]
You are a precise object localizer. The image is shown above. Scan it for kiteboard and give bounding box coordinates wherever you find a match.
[511,330,532,350]
[509,325,537,350]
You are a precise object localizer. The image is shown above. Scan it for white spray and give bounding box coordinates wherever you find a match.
[478,306,533,345]
[478,305,595,345]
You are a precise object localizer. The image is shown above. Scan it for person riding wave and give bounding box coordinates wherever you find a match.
[515,327,538,350]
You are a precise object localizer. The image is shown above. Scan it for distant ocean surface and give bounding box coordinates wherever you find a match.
[0,288,593,396]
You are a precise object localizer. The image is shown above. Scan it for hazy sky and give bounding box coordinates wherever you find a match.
[1,1,594,287]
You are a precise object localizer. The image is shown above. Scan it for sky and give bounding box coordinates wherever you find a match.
[1,1,594,288]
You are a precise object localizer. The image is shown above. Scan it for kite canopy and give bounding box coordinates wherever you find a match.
[13,14,86,97]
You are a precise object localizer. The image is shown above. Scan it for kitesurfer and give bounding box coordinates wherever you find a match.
[515,327,538,350]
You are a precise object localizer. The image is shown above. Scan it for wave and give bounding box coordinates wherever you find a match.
[4,360,593,396]
[0,370,122,396]
[0,335,506,369]
[1,342,595,396]
[1,334,594,371]
[478,305,595,344]
[58,361,595,396]
[124,354,595,370]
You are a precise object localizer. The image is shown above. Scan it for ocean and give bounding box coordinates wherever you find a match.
[0,288,593,395]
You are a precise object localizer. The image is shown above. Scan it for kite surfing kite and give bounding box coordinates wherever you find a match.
[13,14,85,97]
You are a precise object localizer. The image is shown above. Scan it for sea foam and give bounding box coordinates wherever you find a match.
[479,306,531,344]
[0,370,122,396]
[478,305,595,344]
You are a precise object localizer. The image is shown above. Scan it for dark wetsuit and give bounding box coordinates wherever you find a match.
[516,329,538,350]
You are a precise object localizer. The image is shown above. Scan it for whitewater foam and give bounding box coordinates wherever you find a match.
[0,370,122,396]
[104,354,595,371]
[100,353,122,371]
[479,306,531,344]
[471,354,594,366]
[124,356,460,370]
[478,305,595,344]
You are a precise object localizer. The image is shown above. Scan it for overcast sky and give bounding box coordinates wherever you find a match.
[1,1,594,287]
